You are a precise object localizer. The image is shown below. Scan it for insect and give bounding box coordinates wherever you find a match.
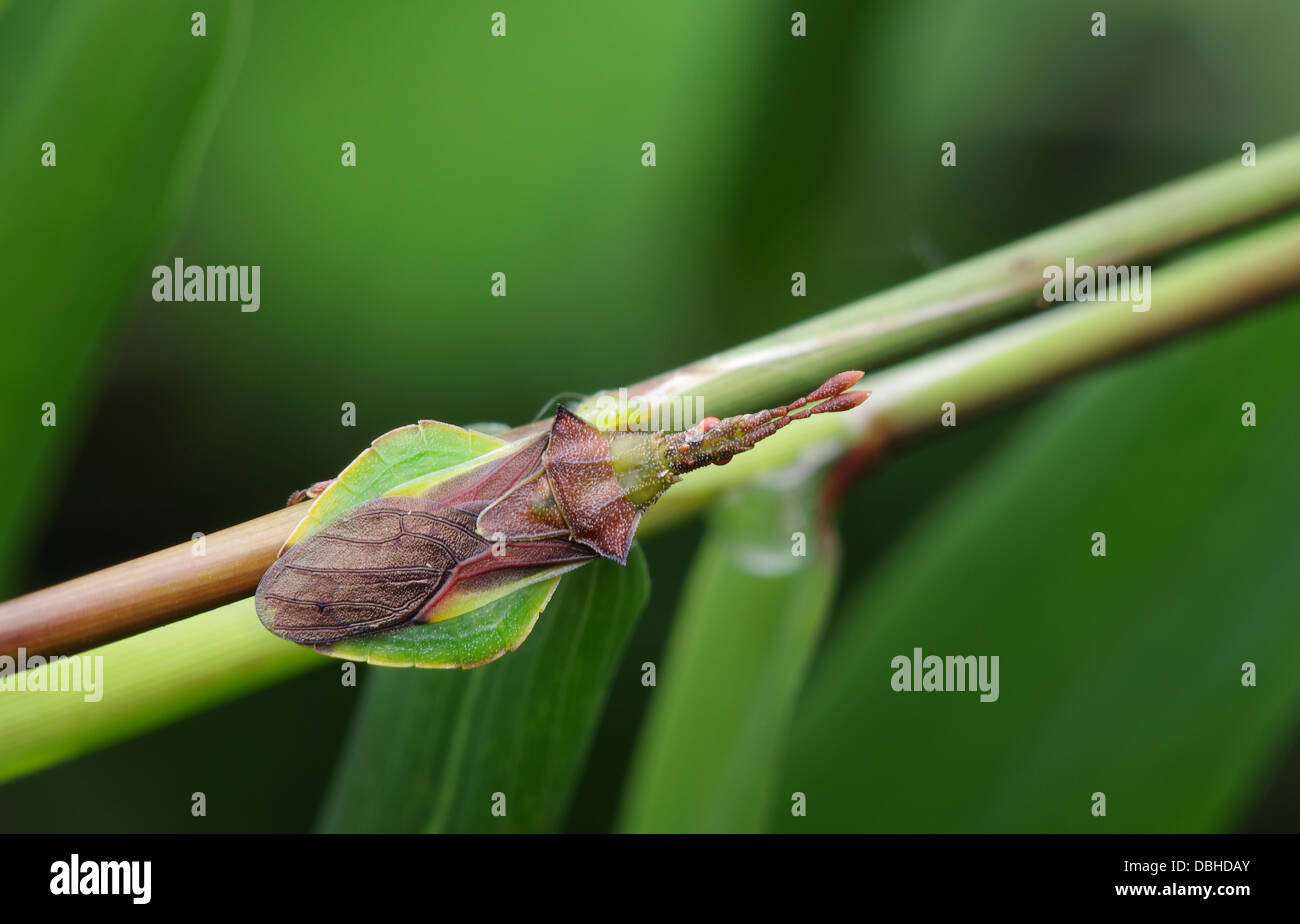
[255,372,867,664]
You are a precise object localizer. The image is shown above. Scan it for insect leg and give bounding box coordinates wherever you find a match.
[286,479,335,506]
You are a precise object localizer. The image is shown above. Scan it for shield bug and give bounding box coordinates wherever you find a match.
[255,372,868,662]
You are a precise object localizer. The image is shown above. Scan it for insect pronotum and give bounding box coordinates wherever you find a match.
[255,372,868,651]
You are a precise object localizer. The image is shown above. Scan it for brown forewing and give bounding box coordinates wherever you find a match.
[255,496,489,644]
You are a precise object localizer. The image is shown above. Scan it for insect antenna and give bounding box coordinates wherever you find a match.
[531,391,591,423]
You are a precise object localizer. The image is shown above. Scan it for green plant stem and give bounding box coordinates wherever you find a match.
[5,140,1300,665]
[864,216,1300,443]
[0,599,318,783]
[645,213,1300,530]
[608,136,1300,419]
[2,210,1297,785]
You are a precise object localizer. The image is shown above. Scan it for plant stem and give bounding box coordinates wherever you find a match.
[612,135,1300,418]
[2,210,1298,785]
[0,599,318,784]
[2,139,1300,663]
[862,214,1300,445]
[644,213,1300,529]
[0,506,303,662]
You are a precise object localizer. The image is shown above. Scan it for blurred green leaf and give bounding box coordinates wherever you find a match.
[620,478,838,832]
[774,297,1300,833]
[4,0,1299,837]
[0,0,249,592]
[317,548,649,832]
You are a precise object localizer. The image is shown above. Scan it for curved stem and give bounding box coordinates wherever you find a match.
[3,140,1300,663]
[1,206,1298,787]
[612,135,1300,418]
[644,212,1300,530]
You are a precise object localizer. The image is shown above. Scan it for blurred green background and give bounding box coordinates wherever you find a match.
[1,0,1297,832]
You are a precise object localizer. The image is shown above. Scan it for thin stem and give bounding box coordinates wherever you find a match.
[642,213,1300,529]
[3,139,1300,663]
[863,214,1300,444]
[2,209,1298,785]
[608,136,1300,418]
[0,598,318,784]
[0,506,303,662]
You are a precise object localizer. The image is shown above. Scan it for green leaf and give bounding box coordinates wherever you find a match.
[0,0,250,593]
[317,577,561,669]
[773,298,1300,832]
[317,547,650,833]
[620,479,838,832]
[285,420,504,545]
